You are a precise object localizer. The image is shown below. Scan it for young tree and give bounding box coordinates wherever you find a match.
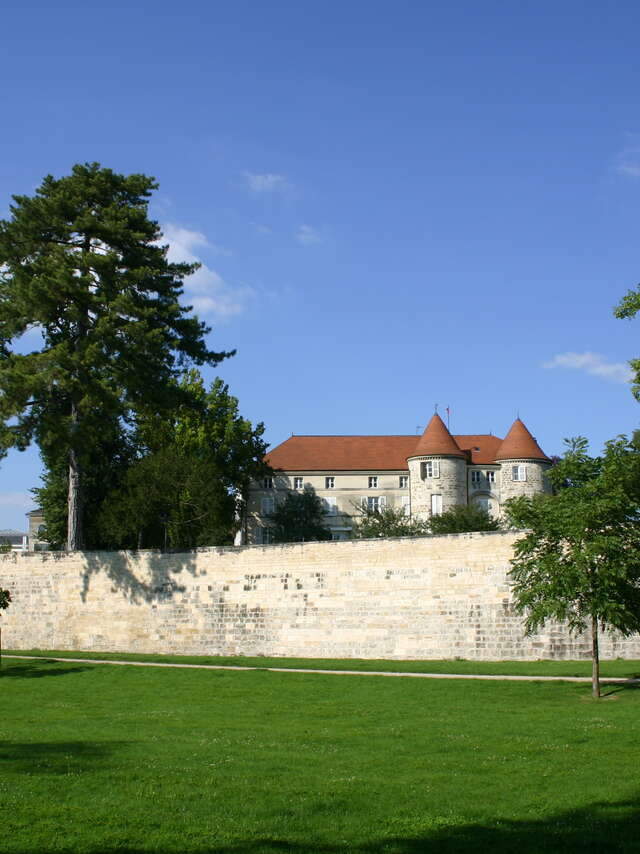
[505,436,640,698]
[97,371,269,550]
[269,487,331,543]
[0,586,10,667]
[614,284,640,400]
[428,504,501,535]
[354,504,430,539]
[0,164,230,550]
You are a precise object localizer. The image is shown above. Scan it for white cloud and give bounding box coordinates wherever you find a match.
[295,224,325,246]
[543,352,633,384]
[160,224,252,321]
[244,171,287,192]
[615,141,640,178]
[252,222,273,236]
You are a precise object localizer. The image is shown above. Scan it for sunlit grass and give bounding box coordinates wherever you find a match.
[2,657,639,853]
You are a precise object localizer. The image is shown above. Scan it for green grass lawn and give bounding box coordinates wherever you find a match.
[7,648,640,678]
[2,657,639,853]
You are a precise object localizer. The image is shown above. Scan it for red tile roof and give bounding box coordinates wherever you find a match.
[410,414,465,458]
[266,436,419,471]
[266,432,506,471]
[494,419,550,462]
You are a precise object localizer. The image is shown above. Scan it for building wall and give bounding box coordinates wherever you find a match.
[408,455,467,519]
[499,460,552,503]
[247,469,409,543]
[2,531,639,661]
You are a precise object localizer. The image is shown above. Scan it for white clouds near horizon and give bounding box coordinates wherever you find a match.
[160,224,253,320]
[543,352,633,384]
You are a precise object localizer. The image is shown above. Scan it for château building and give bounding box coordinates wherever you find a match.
[243,414,551,544]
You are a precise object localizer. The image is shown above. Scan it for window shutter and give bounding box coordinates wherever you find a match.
[433,461,440,478]
[519,465,527,481]
[379,496,387,510]
[361,496,368,510]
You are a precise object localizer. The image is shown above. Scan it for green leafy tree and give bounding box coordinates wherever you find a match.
[0,163,229,550]
[98,371,269,550]
[428,504,501,535]
[614,285,640,400]
[505,436,640,698]
[269,487,331,543]
[355,505,430,539]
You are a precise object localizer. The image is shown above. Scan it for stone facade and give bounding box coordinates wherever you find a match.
[407,455,467,519]
[2,531,639,661]
[245,415,551,544]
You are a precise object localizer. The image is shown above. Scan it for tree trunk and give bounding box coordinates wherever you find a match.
[67,402,84,551]
[591,613,600,699]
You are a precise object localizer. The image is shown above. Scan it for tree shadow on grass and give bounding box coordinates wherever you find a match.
[0,662,93,678]
[0,740,129,775]
[602,680,640,697]
[7,796,640,853]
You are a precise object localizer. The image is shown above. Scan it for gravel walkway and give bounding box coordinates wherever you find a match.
[4,653,640,684]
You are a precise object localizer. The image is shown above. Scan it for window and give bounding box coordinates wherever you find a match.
[261,527,275,545]
[325,476,335,489]
[423,461,440,479]
[368,476,378,488]
[474,496,493,515]
[363,495,387,512]
[512,465,527,482]
[431,494,443,516]
[487,471,496,483]
[263,476,273,489]
[323,497,338,516]
[399,475,408,489]
[471,470,481,484]
[294,477,303,489]
[261,496,275,515]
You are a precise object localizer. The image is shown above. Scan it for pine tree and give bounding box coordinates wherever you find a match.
[0,163,230,549]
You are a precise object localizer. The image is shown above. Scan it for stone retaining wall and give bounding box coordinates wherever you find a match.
[2,531,639,660]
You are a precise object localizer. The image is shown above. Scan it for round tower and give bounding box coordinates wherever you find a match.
[495,418,552,504]
[408,414,467,521]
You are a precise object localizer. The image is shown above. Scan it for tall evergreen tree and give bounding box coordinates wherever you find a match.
[0,164,229,549]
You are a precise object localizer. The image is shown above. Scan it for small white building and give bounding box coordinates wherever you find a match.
[0,529,28,552]
[243,414,551,544]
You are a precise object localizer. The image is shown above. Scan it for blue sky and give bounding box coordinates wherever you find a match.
[1,0,639,530]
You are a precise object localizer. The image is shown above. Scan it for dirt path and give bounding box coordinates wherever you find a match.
[4,653,640,684]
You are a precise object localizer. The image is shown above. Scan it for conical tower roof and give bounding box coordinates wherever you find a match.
[494,418,550,462]
[409,413,465,458]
